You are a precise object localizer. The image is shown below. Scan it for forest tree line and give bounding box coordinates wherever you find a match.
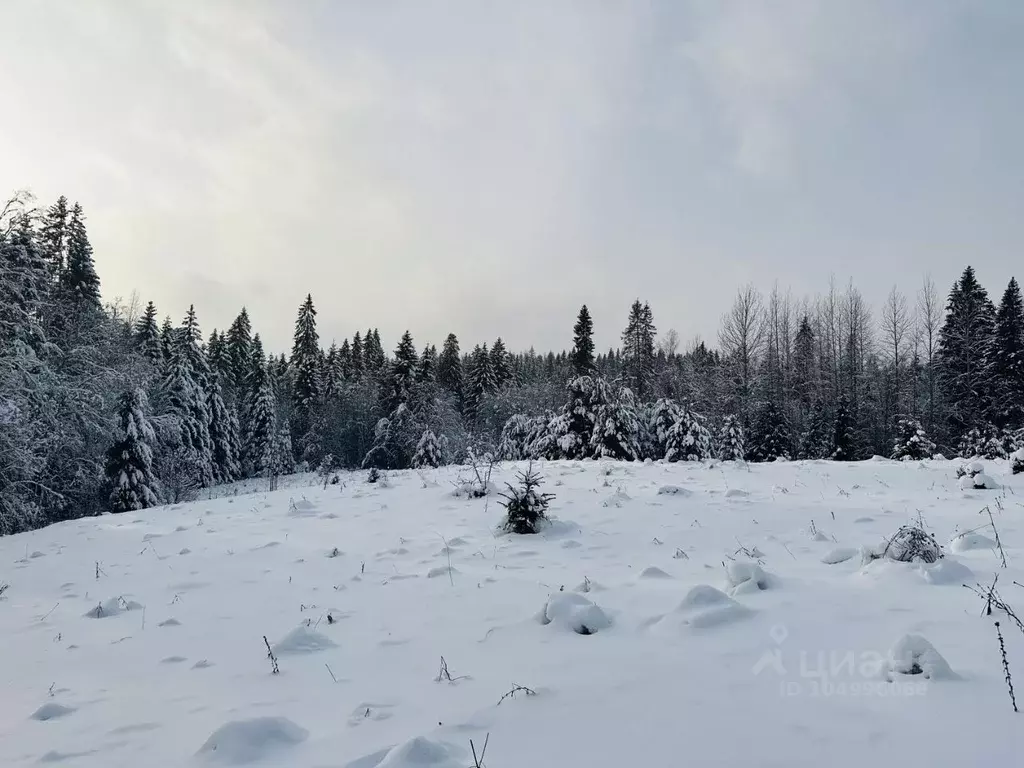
[2,191,1022,534]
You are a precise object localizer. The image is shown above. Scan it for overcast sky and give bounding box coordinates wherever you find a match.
[1,0,1021,354]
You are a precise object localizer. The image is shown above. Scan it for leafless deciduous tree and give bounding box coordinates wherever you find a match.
[718,285,765,416]
[916,275,943,434]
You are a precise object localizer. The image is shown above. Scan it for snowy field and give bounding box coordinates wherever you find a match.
[4,458,1024,767]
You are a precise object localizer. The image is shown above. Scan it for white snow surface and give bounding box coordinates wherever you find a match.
[2,459,1024,766]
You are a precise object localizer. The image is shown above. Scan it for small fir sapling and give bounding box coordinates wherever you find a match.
[499,462,553,535]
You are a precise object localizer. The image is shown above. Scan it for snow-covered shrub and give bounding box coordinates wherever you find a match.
[412,429,443,468]
[498,414,532,461]
[648,398,682,459]
[717,414,745,461]
[886,634,956,680]
[665,407,713,462]
[1012,447,1024,475]
[499,463,553,534]
[958,425,1006,459]
[560,375,607,459]
[891,418,936,461]
[882,524,943,563]
[591,387,641,460]
[526,412,562,460]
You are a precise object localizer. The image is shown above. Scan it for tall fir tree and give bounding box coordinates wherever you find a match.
[291,294,322,429]
[990,277,1024,429]
[937,266,996,438]
[570,304,596,376]
[106,388,160,512]
[245,370,278,479]
[491,338,512,389]
[62,202,102,311]
[160,315,174,366]
[179,305,210,387]
[350,331,365,379]
[135,301,162,363]
[465,343,496,420]
[225,307,253,393]
[163,331,214,488]
[416,343,437,384]
[385,330,418,412]
[39,195,69,282]
[621,300,656,401]
[437,333,463,399]
[206,372,241,485]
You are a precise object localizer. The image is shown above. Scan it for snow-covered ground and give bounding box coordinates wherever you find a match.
[3,458,1024,767]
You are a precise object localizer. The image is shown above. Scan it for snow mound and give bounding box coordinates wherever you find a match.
[950,532,998,553]
[887,634,957,680]
[822,547,858,565]
[427,565,459,579]
[725,489,749,498]
[273,625,337,655]
[573,578,606,593]
[959,472,999,490]
[653,585,751,631]
[657,485,692,497]
[639,566,674,580]
[83,597,143,618]
[725,562,777,594]
[537,592,612,635]
[196,717,308,764]
[602,490,631,507]
[288,499,319,517]
[376,736,465,768]
[918,557,973,585]
[158,618,182,627]
[30,702,75,721]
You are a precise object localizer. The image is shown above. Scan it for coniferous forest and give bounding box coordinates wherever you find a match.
[3,191,1024,535]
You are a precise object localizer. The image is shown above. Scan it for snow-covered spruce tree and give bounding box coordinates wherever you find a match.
[500,463,553,535]
[991,277,1024,429]
[621,299,657,401]
[526,412,563,460]
[648,398,682,460]
[665,407,713,462]
[717,414,745,461]
[464,343,497,421]
[416,343,437,384]
[362,404,417,470]
[134,301,162,363]
[591,386,641,460]
[569,304,596,376]
[162,334,214,488]
[490,338,512,390]
[106,388,160,512]
[412,429,443,468]
[560,375,607,459]
[276,423,296,476]
[832,396,857,461]
[498,413,532,460]
[747,400,791,462]
[437,333,463,400]
[938,266,996,438]
[62,202,102,312]
[384,330,418,413]
[244,373,278,480]
[291,294,321,443]
[206,373,240,485]
[891,418,936,461]
[225,307,252,396]
[958,425,1005,459]
[797,400,832,459]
